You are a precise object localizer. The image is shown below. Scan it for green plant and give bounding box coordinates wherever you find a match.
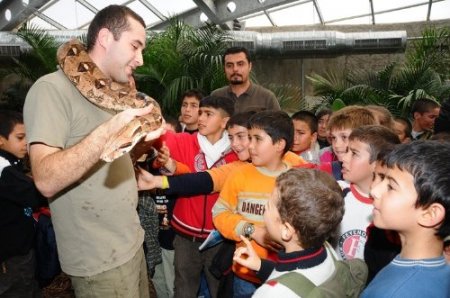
[136,20,231,117]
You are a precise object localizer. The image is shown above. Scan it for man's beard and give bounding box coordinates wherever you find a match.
[230,79,244,85]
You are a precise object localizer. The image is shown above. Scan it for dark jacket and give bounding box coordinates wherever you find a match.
[0,149,46,262]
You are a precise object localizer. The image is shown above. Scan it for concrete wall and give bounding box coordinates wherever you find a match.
[248,19,450,98]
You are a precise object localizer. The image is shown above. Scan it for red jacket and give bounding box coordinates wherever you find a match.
[161,131,238,239]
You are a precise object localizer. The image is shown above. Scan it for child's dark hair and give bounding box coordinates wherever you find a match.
[226,111,256,129]
[291,110,318,133]
[394,116,412,139]
[384,141,450,239]
[349,125,401,163]
[200,96,235,117]
[316,107,332,120]
[181,89,204,102]
[0,110,23,139]
[223,46,251,64]
[248,110,293,154]
[276,168,344,248]
[411,98,440,115]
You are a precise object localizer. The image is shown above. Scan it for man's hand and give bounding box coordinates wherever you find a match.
[233,236,262,271]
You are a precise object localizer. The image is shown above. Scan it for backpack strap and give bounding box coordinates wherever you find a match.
[270,271,316,297]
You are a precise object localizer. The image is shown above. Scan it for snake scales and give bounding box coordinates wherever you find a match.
[57,39,163,162]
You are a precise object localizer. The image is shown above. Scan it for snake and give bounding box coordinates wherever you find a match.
[57,39,163,162]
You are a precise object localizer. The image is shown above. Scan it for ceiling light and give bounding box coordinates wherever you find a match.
[200,13,208,23]
[5,9,11,21]
[227,2,236,13]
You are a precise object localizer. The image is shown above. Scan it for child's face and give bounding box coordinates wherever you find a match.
[370,165,419,232]
[248,127,284,170]
[444,242,450,264]
[393,120,409,143]
[264,187,283,243]
[292,120,317,154]
[0,123,27,159]
[180,96,200,126]
[341,139,375,188]
[227,124,250,161]
[318,114,330,139]
[414,108,440,131]
[329,128,352,161]
[197,107,228,139]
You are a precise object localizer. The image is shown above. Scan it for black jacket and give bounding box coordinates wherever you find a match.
[0,149,46,262]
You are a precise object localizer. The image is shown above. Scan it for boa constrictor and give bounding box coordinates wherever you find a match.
[57,39,163,162]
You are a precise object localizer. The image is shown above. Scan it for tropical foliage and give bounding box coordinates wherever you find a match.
[135,20,230,117]
[307,26,450,117]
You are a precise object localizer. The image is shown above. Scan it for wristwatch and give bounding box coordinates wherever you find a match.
[243,222,255,239]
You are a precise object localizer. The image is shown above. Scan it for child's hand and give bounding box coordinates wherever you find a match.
[233,235,262,271]
[252,226,282,252]
[136,166,163,190]
[156,142,170,165]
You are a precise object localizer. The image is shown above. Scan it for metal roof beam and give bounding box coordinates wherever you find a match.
[369,0,375,24]
[139,0,165,21]
[34,10,67,30]
[0,0,48,31]
[150,0,300,30]
[312,0,324,25]
[75,0,98,15]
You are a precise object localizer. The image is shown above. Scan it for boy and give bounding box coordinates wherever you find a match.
[362,141,450,297]
[316,108,332,148]
[212,110,294,296]
[179,89,203,134]
[393,116,412,143]
[411,98,440,140]
[233,168,346,297]
[337,125,400,260]
[319,106,377,179]
[0,110,44,297]
[158,95,238,298]
[291,111,320,164]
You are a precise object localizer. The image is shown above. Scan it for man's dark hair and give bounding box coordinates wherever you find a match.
[226,111,256,129]
[0,110,23,139]
[350,125,400,163]
[411,98,440,115]
[223,47,251,64]
[291,110,318,133]
[384,141,450,239]
[247,110,294,154]
[181,89,204,103]
[200,96,235,117]
[87,5,145,51]
[276,168,344,248]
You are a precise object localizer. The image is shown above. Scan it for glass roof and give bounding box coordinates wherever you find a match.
[12,0,450,30]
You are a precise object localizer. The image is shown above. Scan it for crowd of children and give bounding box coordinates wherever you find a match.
[2,54,450,298]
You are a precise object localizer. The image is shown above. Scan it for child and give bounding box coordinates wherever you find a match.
[319,105,377,180]
[291,111,320,164]
[212,110,294,297]
[0,110,44,297]
[179,89,203,134]
[366,105,395,130]
[157,95,238,298]
[362,141,450,297]
[233,168,346,297]
[315,108,332,148]
[411,98,440,140]
[393,116,412,143]
[337,125,400,260]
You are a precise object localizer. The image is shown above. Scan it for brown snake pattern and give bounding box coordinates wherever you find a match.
[57,39,163,162]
